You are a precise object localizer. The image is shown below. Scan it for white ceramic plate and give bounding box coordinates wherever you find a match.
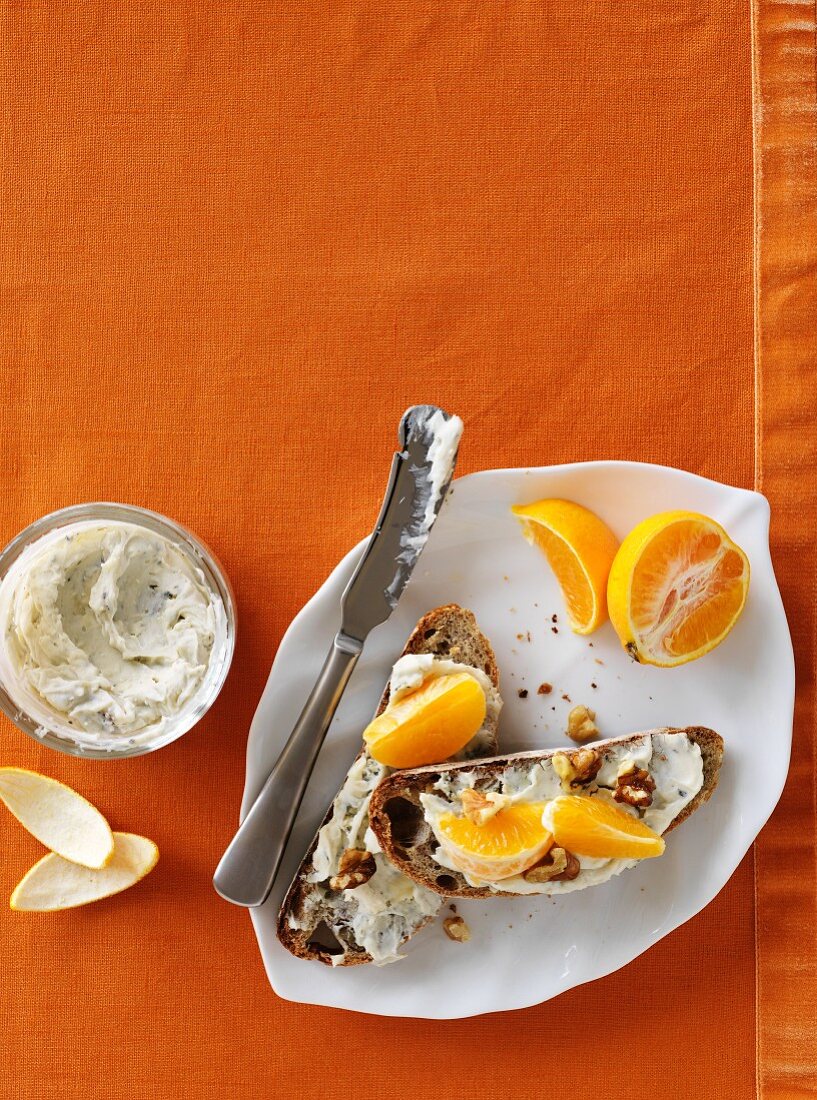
[242,462,794,1018]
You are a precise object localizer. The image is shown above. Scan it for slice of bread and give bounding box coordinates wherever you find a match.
[276,604,500,965]
[368,727,723,899]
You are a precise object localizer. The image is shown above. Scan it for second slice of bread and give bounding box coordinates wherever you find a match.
[368,727,724,898]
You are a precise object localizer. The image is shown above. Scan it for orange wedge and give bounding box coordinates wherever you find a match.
[435,802,553,881]
[363,672,486,768]
[607,511,750,667]
[512,499,619,634]
[542,796,665,860]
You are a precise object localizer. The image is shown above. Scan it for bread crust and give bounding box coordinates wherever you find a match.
[368,726,724,899]
[276,604,500,965]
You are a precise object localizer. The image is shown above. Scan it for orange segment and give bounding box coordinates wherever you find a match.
[436,801,553,881]
[607,511,750,667]
[512,499,619,634]
[542,796,665,859]
[363,672,486,768]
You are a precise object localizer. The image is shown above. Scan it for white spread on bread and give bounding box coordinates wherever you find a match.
[420,733,703,895]
[388,653,501,731]
[288,655,501,964]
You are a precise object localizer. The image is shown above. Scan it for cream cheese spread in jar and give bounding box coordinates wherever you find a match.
[0,518,229,753]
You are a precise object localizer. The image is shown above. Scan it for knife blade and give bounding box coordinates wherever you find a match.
[340,404,463,642]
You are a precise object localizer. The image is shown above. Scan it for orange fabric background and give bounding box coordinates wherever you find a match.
[0,2,810,1097]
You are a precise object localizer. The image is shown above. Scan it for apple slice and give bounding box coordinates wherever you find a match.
[0,767,114,869]
[10,832,159,911]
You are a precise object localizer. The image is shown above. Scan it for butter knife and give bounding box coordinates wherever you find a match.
[213,405,463,907]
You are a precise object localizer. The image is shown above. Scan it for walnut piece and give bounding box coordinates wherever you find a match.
[523,847,581,883]
[443,915,471,943]
[459,787,509,825]
[552,747,602,791]
[567,704,599,743]
[329,849,377,891]
[614,764,656,808]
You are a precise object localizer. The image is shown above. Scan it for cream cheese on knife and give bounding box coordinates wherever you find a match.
[0,521,226,750]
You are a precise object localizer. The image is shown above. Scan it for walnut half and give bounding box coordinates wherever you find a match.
[460,787,509,825]
[614,765,656,808]
[443,915,471,942]
[329,849,377,891]
[552,747,602,791]
[523,847,581,883]
[567,704,599,743]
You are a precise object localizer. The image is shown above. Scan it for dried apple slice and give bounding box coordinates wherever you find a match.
[10,832,158,911]
[0,767,114,869]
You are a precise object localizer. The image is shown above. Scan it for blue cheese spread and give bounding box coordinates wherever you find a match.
[0,521,226,750]
[390,410,463,582]
[421,732,704,895]
[290,653,501,965]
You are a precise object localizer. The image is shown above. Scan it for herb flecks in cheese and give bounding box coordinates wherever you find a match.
[421,733,704,896]
[293,655,501,964]
[0,521,225,750]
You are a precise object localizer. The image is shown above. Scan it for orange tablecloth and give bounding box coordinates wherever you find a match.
[0,4,814,1097]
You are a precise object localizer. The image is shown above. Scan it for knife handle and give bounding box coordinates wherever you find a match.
[213,631,362,907]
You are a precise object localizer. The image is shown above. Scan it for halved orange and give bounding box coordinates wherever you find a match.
[363,672,486,768]
[512,499,619,634]
[607,511,750,667]
[542,795,665,860]
[435,801,553,881]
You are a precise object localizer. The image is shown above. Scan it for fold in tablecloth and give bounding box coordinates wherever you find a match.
[0,3,814,1098]
[753,2,817,1095]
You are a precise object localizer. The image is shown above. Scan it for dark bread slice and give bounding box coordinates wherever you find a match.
[276,604,500,965]
[368,726,723,899]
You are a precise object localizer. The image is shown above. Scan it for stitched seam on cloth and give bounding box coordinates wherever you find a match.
[754,0,817,1095]
[751,0,763,497]
[750,2,762,1094]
